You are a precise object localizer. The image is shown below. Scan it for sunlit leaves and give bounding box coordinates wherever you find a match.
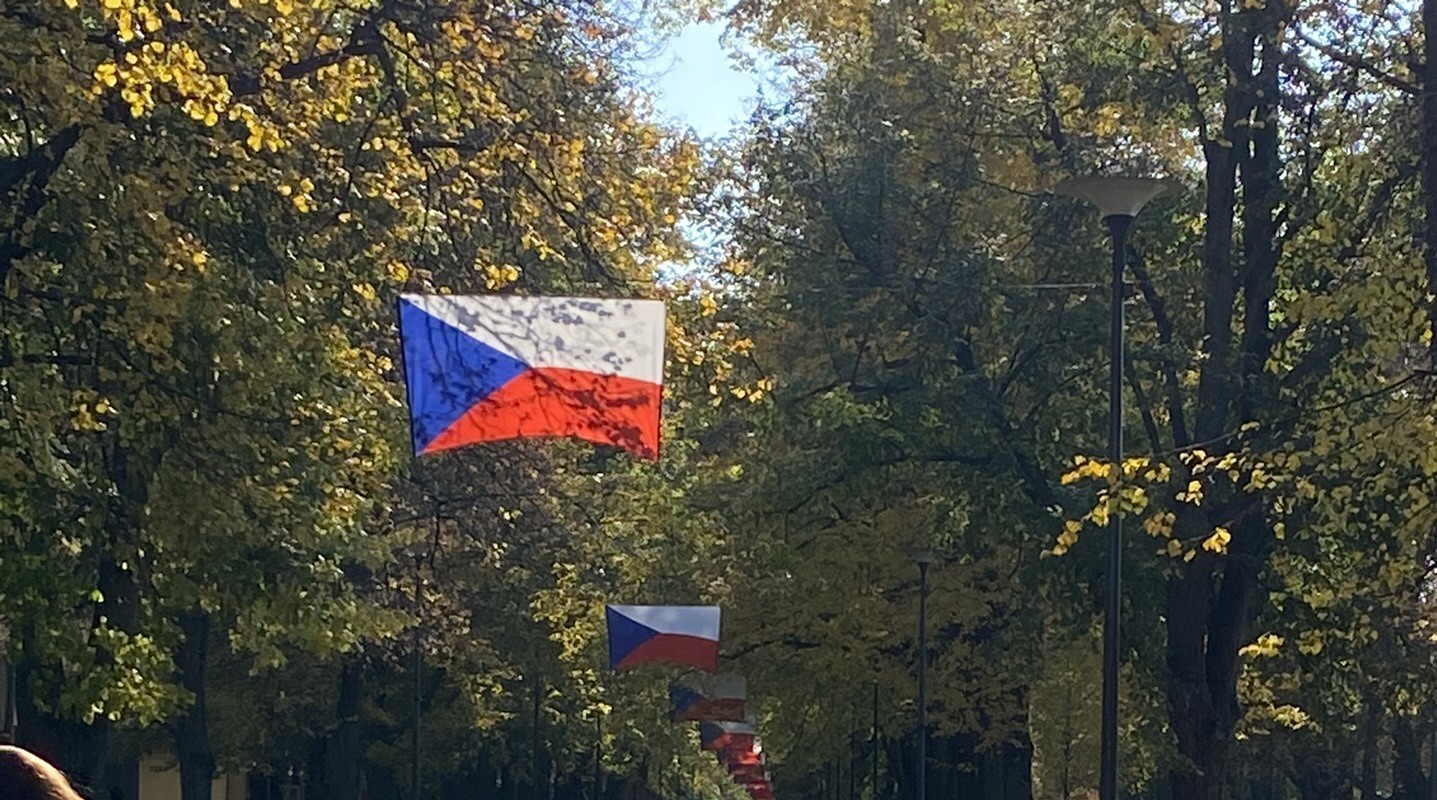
[3,0,704,771]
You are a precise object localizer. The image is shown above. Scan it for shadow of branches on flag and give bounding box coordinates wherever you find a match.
[398,294,665,459]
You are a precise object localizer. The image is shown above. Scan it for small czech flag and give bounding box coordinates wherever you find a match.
[700,720,757,752]
[728,764,770,784]
[670,674,747,722]
[743,783,775,800]
[720,746,764,768]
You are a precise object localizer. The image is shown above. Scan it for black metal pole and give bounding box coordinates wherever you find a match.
[412,553,423,800]
[1100,214,1132,800]
[872,681,879,800]
[917,560,929,800]
[850,733,857,800]
[1428,726,1437,800]
[0,653,16,743]
[532,680,542,799]
[594,710,602,800]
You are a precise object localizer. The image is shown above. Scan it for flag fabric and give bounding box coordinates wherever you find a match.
[606,605,721,672]
[727,763,769,784]
[720,746,764,768]
[742,782,775,800]
[398,294,665,459]
[669,674,747,722]
[700,720,757,752]
[747,782,775,797]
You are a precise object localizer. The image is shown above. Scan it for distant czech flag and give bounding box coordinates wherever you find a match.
[743,783,775,800]
[670,674,747,722]
[728,764,770,785]
[700,720,757,752]
[719,746,764,768]
[398,294,665,459]
[720,745,764,768]
[606,605,721,672]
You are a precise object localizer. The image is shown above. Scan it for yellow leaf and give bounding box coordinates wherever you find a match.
[1202,526,1231,553]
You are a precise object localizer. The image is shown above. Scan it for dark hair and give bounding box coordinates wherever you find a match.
[0,746,85,800]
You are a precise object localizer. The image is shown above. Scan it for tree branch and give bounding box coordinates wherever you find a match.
[1293,27,1419,95]
[1128,251,1190,447]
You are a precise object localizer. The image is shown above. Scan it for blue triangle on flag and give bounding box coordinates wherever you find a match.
[669,683,704,721]
[606,606,660,669]
[399,298,531,455]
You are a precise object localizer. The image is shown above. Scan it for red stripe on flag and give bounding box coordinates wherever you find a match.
[674,697,748,722]
[723,749,763,767]
[423,368,661,459]
[703,732,756,752]
[617,633,719,672]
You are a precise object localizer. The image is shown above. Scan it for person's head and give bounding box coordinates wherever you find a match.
[0,745,84,800]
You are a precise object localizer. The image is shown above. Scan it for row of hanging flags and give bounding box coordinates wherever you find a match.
[607,606,776,800]
[397,295,776,798]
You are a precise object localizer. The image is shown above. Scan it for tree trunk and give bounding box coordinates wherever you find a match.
[325,657,366,800]
[1361,695,1381,800]
[20,550,145,786]
[1001,729,1034,800]
[1292,735,1352,800]
[1421,0,1437,368]
[1394,716,1428,800]
[1166,509,1270,800]
[13,639,105,785]
[1167,0,1287,788]
[174,609,215,800]
[1165,518,1222,800]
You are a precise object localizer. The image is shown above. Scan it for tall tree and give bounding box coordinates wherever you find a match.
[1,0,702,797]
[723,0,1435,798]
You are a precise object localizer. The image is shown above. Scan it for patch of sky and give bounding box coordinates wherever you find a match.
[635,18,785,140]
[625,16,791,280]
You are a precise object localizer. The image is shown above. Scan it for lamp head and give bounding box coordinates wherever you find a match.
[910,548,934,566]
[1053,175,1182,219]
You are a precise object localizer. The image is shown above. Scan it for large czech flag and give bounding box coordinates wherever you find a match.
[606,605,721,672]
[670,674,747,722]
[398,294,665,459]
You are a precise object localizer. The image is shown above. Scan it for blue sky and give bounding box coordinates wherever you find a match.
[641,21,772,138]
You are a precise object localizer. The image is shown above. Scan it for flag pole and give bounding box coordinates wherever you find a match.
[532,677,543,798]
[593,707,602,800]
[399,295,425,800]
[411,537,426,800]
[871,681,879,800]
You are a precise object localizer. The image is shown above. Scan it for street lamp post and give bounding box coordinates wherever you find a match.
[0,652,15,743]
[412,551,424,800]
[911,548,933,800]
[1053,176,1179,800]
